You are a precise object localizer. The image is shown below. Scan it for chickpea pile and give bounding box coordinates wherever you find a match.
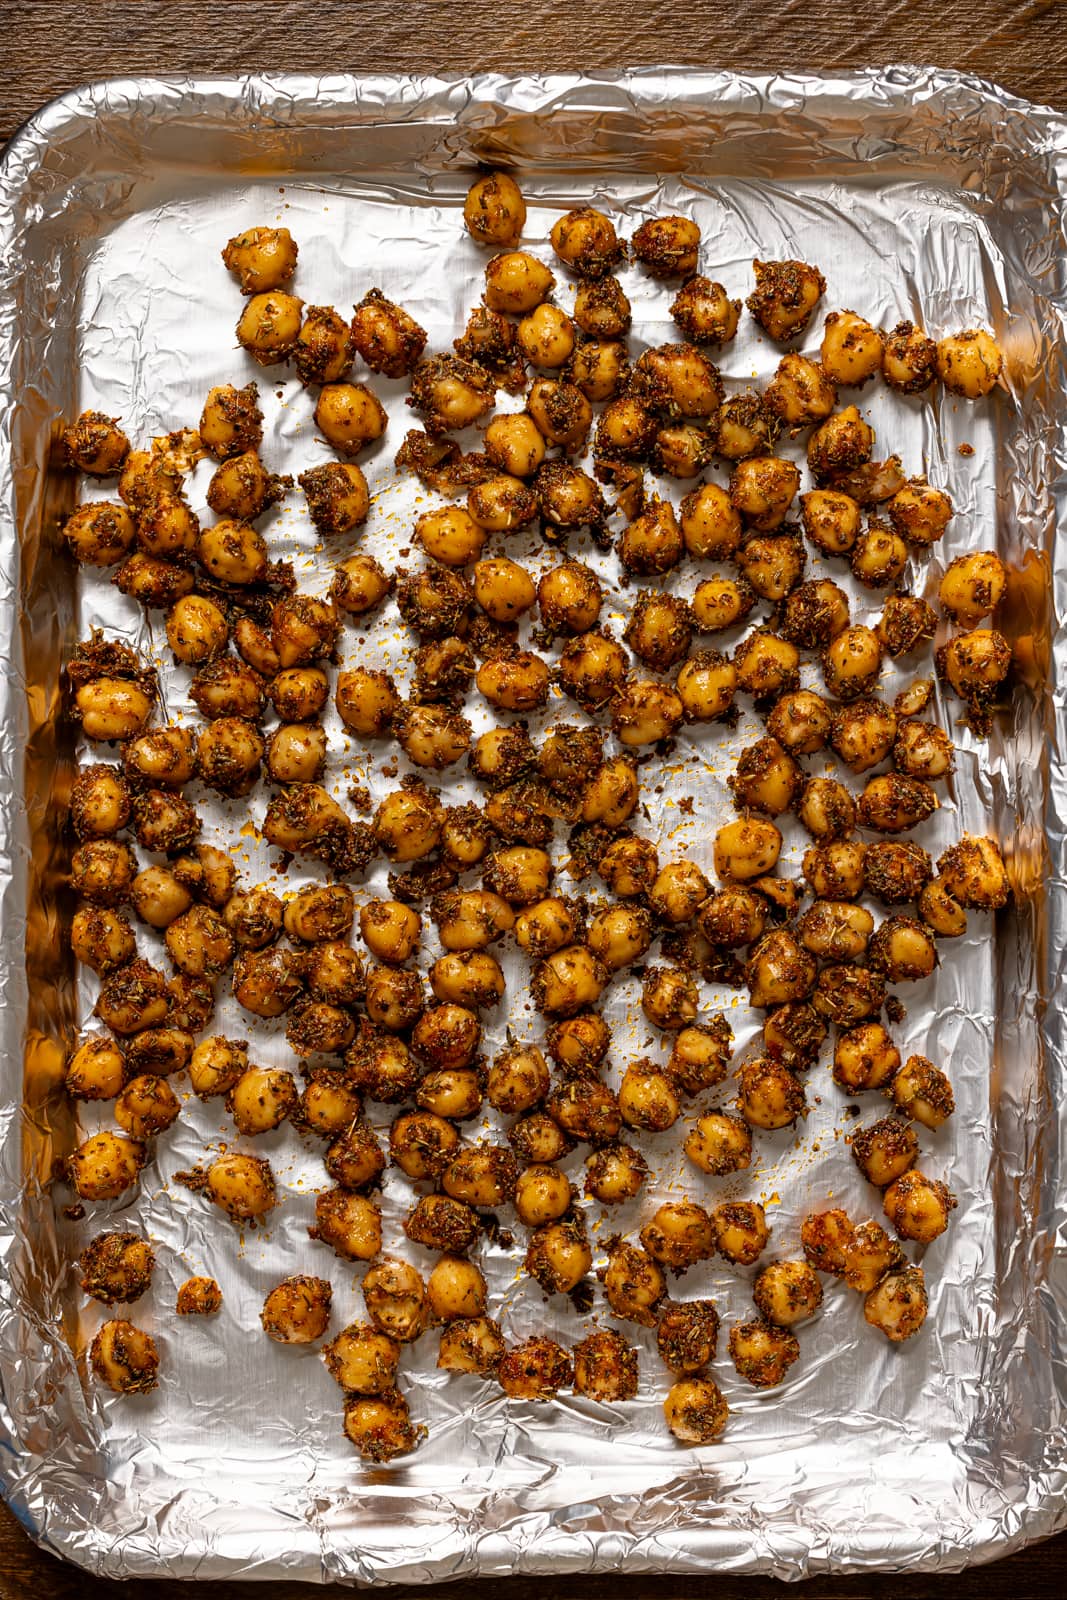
[58,175,1010,1455]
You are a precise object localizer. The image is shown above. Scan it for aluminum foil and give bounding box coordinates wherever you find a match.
[0,66,1064,1583]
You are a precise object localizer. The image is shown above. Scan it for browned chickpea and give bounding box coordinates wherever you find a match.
[91,956,170,1037]
[525,1216,592,1296]
[466,473,538,533]
[631,214,700,277]
[612,679,684,747]
[807,404,874,482]
[62,409,131,476]
[733,629,800,703]
[390,1111,461,1185]
[728,456,800,532]
[760,1001,825,1071]
[653,1301,719,1380]
[323,1322,401,1396]
[89,1319,159,1395]
[496,1336,573,1401]
[290,304,354,386]
[426,1254,488,1322]
[548,1078,622,1144]
[881,320,937,392]
[868,915,938,983]
[483,843,554,907]
[753,1260,823,1328]
[260,1274,333,1345]
[863,839,933,906]
[684,1111,753,1176]
[883,1169,956,1243]
[864,1265,929,1342]
[728,736,801,816]
[713,817,782,883]
[564,336,630,401]
[486,1043,550,1114]
[358,1257,426,1345]
[858,774,938,834]
[583,1142,647,1204]
[938,551,1006,629]
[663,1376,729,1444]
[296,464,370,539]
[920,880,970,942]
[887,478,952,548]
[557,630,627,710]
[827,697,896,776]
[67,1129,146,1202]
[641,1202,715,1272]
[463,170,527,246]
[674,649,738,724]
[937,835,1010,910]
[796,900,872,963]
[798,1209,854,1277]
[711,1200,769,1265]
[64,501,136,567]
[850,520,908,589]
[482,251,554,316]
[698,886,766,948]
[547,1012,611,1076]
[441,1142,518,1209]
[550,205,624,279]
[712,391,780,462]
[313,381,387,457]
[850,1115,919,1188]
[763,353,836,426]
[114,1073,180,1138]
[347,290,426,383]
[64,1034,125,1101]
[569,279,632,346]
[532,944,607,1018]
[819,310,884,387]
[691,576,756,634]
[509,1109,574,1164]
[834,1021,901,1092]
[80,1231,155,1306]
[413,355,499,436]
[222,224,297,292]
[736,1056,806,1129]
[570,1328,638,1403]
[746,258,825,341]
[811,963,886,1026]
[937,627,1012,714]
[342,1390,419,1462]
[199,382,262,462]
[763,689,829,756]
[936,328,1004,397]
[618,1059,681,1132]
[395,702,472,770]
[580,756,640,827]
[309,1188,382,1261]
[800,487,861,556]
[728,1320,799,1389]
[601,1239,666,1327]
[735,530,806,602]
[836,1218,904,1293]
[823,623,883,701]
[666,276,740,349]
[374,785,443,863]
[235,289,303,363]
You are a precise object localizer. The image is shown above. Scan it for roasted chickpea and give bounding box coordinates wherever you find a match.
[753,1260,823,1328]
[235,289,303,363]
[736,1056,806,1129]
[486,1043,550,1114]
[796,901,872,963]
[90,1319,159,1395]
[616,1059,680,1132]
[863,841,932,909]
[713,817,781,883]
[114,1073,180,1138]
[292,304,353,386]
[850,1115,919,1188]
[64,1034,125,1101]
[461,169,527,247]
[645,862,707,929]
[504,897,573,964]
[70,838,136,909]
[62,409,131,476]
[611,680,683,747]
[858,773,938,834]
[436,1316,506,1377]
[800,1209,854,1276]
[350,287,427,377]
[64,501,136,567]
[165,904,234,979]
[868,915,938,983]
[196,516,268,586]
[357,1257,426,1344]
[826,697,896,775]
[509,1110,573,1164]
[684,1111,753,1176]
[314,381,387,456]
[514,303,573,370]
[374,785,443,863]
[819,310,884,387]
[525,1216,592,1296]
[67,1129,146,1201]
[129,865,194,930]
[259,1275,332,1345]
[475,651,550,713]
[442,1143,518,1209]
[550,205,624,279]
[837,1218,905,1293]
[569,1328,638,1403]
[297,1069,363,1138]
[864,1265,929,1341]
[664,1022,732,1100]
[266,722,326,784]
[309,1188,382,1261]
[481,251,556,317]
[880,596,934,664]
[547,1078,622,1145]
[663,1376,729,1443]
[669,274,740,344]
[918,878,969,937]
[884,481,951,552]
[734,630,800,703]
[734,530,805,602]
[531,944,606,1019]
[823,624,883,701]
[70,904,136,974]
[583,1141,648,1203]
[427,1255,488,1322]
[763,353,836,426]
[936,328,1003,397]
[466,473,538,532]
[691,576,756,634]
[710,1200,769,1266]
[883,1169,956,1243]
[512,1165,572,1230]
[601,1239,666,1327]
[802,840,866,900]
[675,649,738,723]
[198,384,261,463]
[728,455,800,532]
[728,1320,799,1389]
[222,224,297,293]
[800,488,861,555]
[807,405,874,481]
[728,737,801,816]
[80,1232,155,1307]
[342,1390,419,1461]
[850,520,908,588]
[324,1323,401,1396]
[890,1053,955,1129]
[482,843,553,907]
[547,1012,611,1076]
[641,1202,716,1272]
[938,627,1012,712]
[556,630,627,710]
[630,214,699,277]
[832,1021,901,1092]
[765,690,831,756]
[937,835,1010,910]
[332,552,392,618]
[879,318,936,391]
[226,1064,297,1136]
[209,449,289,522]
[496,1336,572,1400]
[746,258,825,341]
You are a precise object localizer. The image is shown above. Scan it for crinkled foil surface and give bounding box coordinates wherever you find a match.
[0,66,1064,1583]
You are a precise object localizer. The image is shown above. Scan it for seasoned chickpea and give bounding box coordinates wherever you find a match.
[547,1012,611,1076]
[374,785,443,862]
[564,336,630,401]
[332,551,392,617]
[735,530,806,601]
[619,1060,682,1131]
[222,225,297,292]
[113,551,194,607]
[819,310,884,386]
[197,1151,276,1221]
[864,839,933,906]
[513,1164,573,1228]
[937,834,1010,910]
[558,630,628,709]
[525,1217,592,1296]
[584,1142,648,1203]
[90,1320,159,1395]
[394,702,471,770]
[389,1111,461,1183]
[728,737,800,816]
[267,723,327,784]
[602,1239,666,1326]
[729,1320,799,1389]
[487,1043,550,1114]
[509,1110,573,1164]
[828,697,897,775]
[710,1200,769,1265]
[235,289,303,363]
[359,1257,427,1344]
[463,169,527,246]
[349,286,426,377]
[890,1053,955,1129]
[354,900,417,967]
[684,1111,753,1176]
[728,455,800,532]
[196,516,268,585]
[497,1336,573,1400]
[615,498,682,577]
[641,966,698,1032]
[547,1078,622,1144]
[62,409,131,476]
[670,275,740,344]
[802,840,867,900]
[195,716,264,796]
[550,205,624,279]
[114,1074,180,1138]
[653,1302,720,1381]
[429,950,504,1011]
[823,623,883,701]
[675,649,738,722]
[483,843,553,906]
[663,1376,729,1443]
[67,1130,146,1201]
[199,382,262,462]
[807,405,874,481]
[936,328,1003,397]
[92,956,170,1036]
[314,382,387,456]
[233,947,304,1018]
[674,484,741,565]
[293,304,353,386]
[736,1056,806,1129]
[361,967,423,1034]
[260,1275,332,1345]
[70,904,136,973]
[414,506,485,569]
[427,1255,488,1322]
[800,488,861,555]
[208,448,290,521]
[532,944,606,1018]
[746,258,825,341]
[64,501,136,567]
[880,318,937,391]
[812,963,886,1026]
[850,1115,919,1188]
[753,1261,823,1328]
[65,1035,126,1101]
[484,250,555,314]
[733,629,800,703]
[165,905,234,978]
[886,479,952,549]
[578,757,639,829]
[883,1169,956,1243]
[404,1193,478,1254]
[296,1069,363,1138]
[713,817,781,882]
[162,594,227,667]
[837,1219,905,1293]
[641,1202,716,1272]
[868,915,938,983]
[80,1232,155,1306]
[864,1265,929,1341]
[612,679,684,747]
[323,1323,401,1396]
[665,1022,732,1097]
[763,353,836,426]
[833,1022,901,1092]
[765,690,831,755]
[570,1328,638,1403]
[437,1316,506,1376]
[691,576,756,634]
[309,1189,382,1261]
[334,666,399,738]
[342,1391,419,1462]
[321,1113,386,1188]
[469,559,535,627]
[937,627,1012,711]
[442,1143,518,1208]
[648,861,709,928]
[796,900,873,962]
[800,1209,854,1276]
[632,214,700,277]
[227,1064,298,1136]
[850,520,908,588]
[919,878,968,937]
[623,591,691,672]
[936,553,1005,633]
[858,773,938,834]
[476,651,550,713]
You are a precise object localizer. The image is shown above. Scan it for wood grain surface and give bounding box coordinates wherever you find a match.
[0,2,1065,1596]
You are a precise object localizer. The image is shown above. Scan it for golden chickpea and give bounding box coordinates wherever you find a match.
[298,464,370,538]
[75,677,154,744]
[797,900,873,962]
[64,501,136,567]
[641,965,699,1031]
[832,1022,900,1092]
[919,878,968,937]
[267,722,327,784]
[881,319,937,391]
[62,409,131,476]
[484,250,556,314]
[297,1069,363,1138]
[602,1239,666,1326]
[404,1193,477,1254]
[890,1053,955,1129]
[557,631,628,710]
[864,837,933,904]
[713,391,780,461]
[415,505,486,567]
[235,290,303,363]
[570,1328,638,1403]
[800,488,861,555]
[464,170,527,245]
[864,1265,929,1342]
[629,214,698,277]
[532,944,606,1018]
[199,382,262,461]
[868,915,938,983]
[342,1391,419,1461]
[936,328,1003,397]
[612,680,684,747]
[672,649,735,724]
[395,703,472,770]
[884,1169,956,1243]
[850,1115,919,1188]
[510,1111,571,1163]
[442,1143,518,1208]
[114,550,193,606]
[700,885,769,948]
[938,550,1006,627]
[487,1043,550,1113]
[195,716,264,796]
[819,309,885,386]
[823,623,883,700]
[710,1200,769,1266]
[812,964,886,1026]
[293,305,353,386]
[583,1142,648,1203]
[374,786,443,862]
[729,1319,799,1388]
[388,1111,460,1184]
[713,817,781,882]
[334,667,398,739]
[663,1376,729,1443]
[938,626,1012,708]
[550,205,624,278]
[827,697,896,776]
[618,1060,681,1132]
[763,690,829,756]
[746,258,825,341]
[509,899,574,962]
[850,520,908,588]
[165,905,234,979]
[580,757,640,828]
[67,1130,146,1201]
[547,1012,611,1076]
[858,773,938,834]
[228,1065,298,1136]
[350,286,427,377]
[648,861,709,927]
[477,651,550,712]
[886,479,952,548]
[362,967,424,1034]
[571,280,630,345]
[728,736,801,816]
[736,1056,806,1129]
[674,484,740,564]
[310,1188,382,1261]
[616,497,683,576]
[483,843,553,905]
[690,577,755,635]
[332,551,392,616]
[667,1023,733,1097]
[764,353,837,425]
[800,1209,854,1276]
[436,1316,505,1377]
[514,1164,573,1228]
[314,382,387,456]
[198,1151,276,1221]
[282,884,354,946]
[65,1035,126,1101]
[497,1336,573,1400]
[70,904,136,974]
[162,594,227,666]
[728,455,800,531]
[260,1275,332,1345]
[641,1202,715,1272]
[526,1217,592,1295]
[114,1074,180,1138]
[80,1232,154,1306]
[232,947,304,1018]
[837,1219,904,1293]
[354,899,417,966]
[90,1319,159,1395]
[807,404,874,481]
[208,448,289,521]
[753,1261,823,1328]
[565,337,630,401]
[464,477,535,536]
[427,1255,488,1322]
[735,531,806,602]
[734,629,800,702]
[684,1111,752,1176]
[222,225,297,293]
[515,303,573,369]
[937,834,1010,909]
[359,1258,427,1344]
[324,1323,401,1396]
[196,516,268,585]
[472,556,536,622]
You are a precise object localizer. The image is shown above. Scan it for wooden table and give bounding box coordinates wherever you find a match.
[0,1,1064,1595]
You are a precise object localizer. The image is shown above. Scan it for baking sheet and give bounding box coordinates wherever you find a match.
[0,67,1064,1582]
